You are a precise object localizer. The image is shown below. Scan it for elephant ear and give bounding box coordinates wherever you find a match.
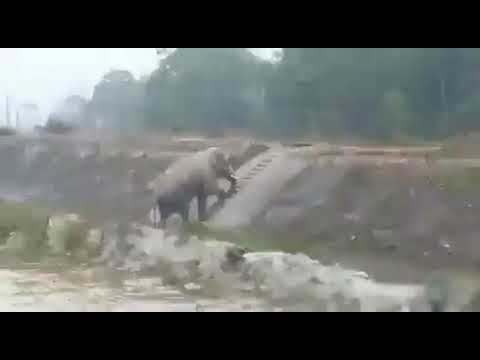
[209,148,229,174]
[225,152,235,168]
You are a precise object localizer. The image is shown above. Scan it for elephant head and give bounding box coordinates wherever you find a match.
[209,147,235,179]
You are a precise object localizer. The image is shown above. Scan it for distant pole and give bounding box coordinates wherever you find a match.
[16,110,20,129]
[440,76,449,125]
[5,96,10,127]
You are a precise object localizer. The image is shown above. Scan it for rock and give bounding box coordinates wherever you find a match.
[190,240,248,290]
[344,213,361,224]
[437,237,454,255]
[203,240,248,271]
[241,252,321,300]
[184,283,202,291]
[242,251,424,311]
[132,151,148,159]
[225,246,248,265]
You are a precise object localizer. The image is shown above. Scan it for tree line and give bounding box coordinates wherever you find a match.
[56,48,480,140]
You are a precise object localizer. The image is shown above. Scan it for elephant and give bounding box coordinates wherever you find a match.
[148,147,238,227]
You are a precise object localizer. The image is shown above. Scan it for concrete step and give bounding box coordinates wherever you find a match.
[208,149,309,231]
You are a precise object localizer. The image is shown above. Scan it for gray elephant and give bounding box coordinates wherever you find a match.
[148,147,237,226]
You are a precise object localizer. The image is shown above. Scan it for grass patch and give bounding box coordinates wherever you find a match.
[432,167,480,195]
[0,199,50,256]
[442,133,480,158]
[187,221,315,254]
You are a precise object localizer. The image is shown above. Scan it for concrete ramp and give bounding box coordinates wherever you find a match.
[208,148,309,231]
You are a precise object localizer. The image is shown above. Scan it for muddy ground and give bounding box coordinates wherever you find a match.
[2,131,480,284]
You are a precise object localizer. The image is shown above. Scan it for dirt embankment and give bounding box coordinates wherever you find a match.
[237,161,480,279]
[4,132,480,281]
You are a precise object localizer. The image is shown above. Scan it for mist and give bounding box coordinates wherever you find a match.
[6,48,474,142]
[0,48,278,127]
[0,48,158,124]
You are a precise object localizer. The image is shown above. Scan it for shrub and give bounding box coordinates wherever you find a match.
[44,118,74,134]
[0,127,16,136]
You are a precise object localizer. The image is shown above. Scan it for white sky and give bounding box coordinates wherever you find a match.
[0,48,277,125]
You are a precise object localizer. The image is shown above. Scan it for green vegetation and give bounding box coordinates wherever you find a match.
[0,200,50,256]
[0,126,16,136]
[435,167,480,194]
[0,201,93,260]
[43,118,75,134]
[88,70,144,131]
[63,48,480,141]
[187,222,282,252]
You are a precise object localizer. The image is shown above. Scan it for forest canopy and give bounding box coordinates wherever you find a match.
[77,48,480,140]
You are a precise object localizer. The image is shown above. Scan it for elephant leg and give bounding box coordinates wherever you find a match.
[157,200,175,228]
[156,200,167,228]
[179,205,189,223]
[197,191,207,222]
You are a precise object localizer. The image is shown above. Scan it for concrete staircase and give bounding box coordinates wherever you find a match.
[207,147,309,231]
[235,149,283,192]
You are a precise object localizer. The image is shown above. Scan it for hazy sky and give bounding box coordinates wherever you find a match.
[0,48,277,124]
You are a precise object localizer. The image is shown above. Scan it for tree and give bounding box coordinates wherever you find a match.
[52,95,88,126]
[145,48,271,133]
[89,48,480,140]
[266,48,480,139]
[89,70,144,131]
[17,103,41,130]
